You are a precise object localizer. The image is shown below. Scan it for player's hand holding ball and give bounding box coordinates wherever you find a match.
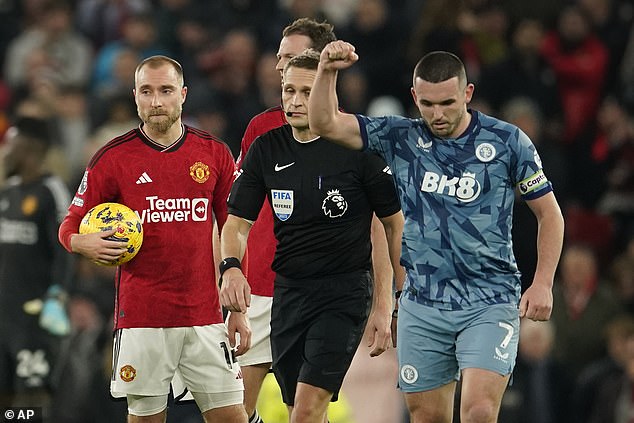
[78,202,143,266]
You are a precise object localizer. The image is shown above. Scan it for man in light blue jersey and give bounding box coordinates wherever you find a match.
[308,41,565,423]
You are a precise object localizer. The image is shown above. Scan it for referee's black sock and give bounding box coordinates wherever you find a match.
[248,410,263,423]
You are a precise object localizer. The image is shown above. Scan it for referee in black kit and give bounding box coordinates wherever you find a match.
[219,49,404,423]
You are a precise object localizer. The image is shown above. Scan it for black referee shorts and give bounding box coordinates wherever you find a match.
[270,271,372,406]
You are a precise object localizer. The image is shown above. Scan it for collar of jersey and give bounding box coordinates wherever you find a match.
[138,124,186,152]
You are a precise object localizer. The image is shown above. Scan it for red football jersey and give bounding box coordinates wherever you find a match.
[237,106,286,297]
[59,125,236,329]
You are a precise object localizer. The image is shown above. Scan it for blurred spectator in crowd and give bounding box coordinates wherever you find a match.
[502,0,565,24]
[0,0,24,70]
[609,235,634,313]
[468,2,510,70]
[593,97,634,247]
[281,0,328,26]
[0,116,74,416]
[540,4,608,146]
[578,0,633,95]
[91,12,168,94]
[154,0,198,55]
[585,332,634,422]
[253,51,284,111]
[567,95,633,212]
[338,69,370,114]
[572,313,634,423]
[185,97,230,149]
[550,243,624,379]
[620,24,634,107]
[340,0,408,105]
[3,0,92,91]
[477,18,563,141]
[188,28,261,156]
[10,96,72,190]
[89,47,139,126]
[84,94,139,174]
[499,319,573,423]
[406,0,478,72]
[52,86,91,185]
[187,0,284,52]
[161,11,215,86]
[75,0,152,49]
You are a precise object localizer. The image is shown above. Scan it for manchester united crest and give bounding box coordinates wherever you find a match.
[119,364,137,382]
[190,161,210,183]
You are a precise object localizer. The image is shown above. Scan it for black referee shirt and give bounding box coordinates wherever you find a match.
[228,124,401,280]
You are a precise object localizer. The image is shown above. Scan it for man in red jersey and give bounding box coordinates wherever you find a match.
[58,55,250,423]
[219,18,400,423]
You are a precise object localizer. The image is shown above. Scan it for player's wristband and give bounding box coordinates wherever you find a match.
[219,257,241,277]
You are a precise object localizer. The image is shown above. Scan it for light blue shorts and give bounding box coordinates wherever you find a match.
[396,300,519,392]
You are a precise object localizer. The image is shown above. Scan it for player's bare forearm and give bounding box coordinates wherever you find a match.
[220,215,251,261]
[528,192,564,289]
[370,215,393,311]
[520,192,564,320]
[219,215,253,312]
[379,211,404,348]
[381,211,405,292]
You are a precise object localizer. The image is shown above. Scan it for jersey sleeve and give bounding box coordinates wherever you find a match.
[227,140,268,222]
[361,152,401,218]
[510,128,553,200]
[58,158,120,251]
[237,118,259,169]
[212,143,237,232]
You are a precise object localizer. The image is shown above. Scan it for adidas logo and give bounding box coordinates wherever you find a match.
[136,172,153,184]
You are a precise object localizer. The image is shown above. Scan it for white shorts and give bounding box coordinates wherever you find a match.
[111,325,244,398]
[236,295,272,366]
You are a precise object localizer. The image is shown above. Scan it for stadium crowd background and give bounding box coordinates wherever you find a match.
[0,0,633,422]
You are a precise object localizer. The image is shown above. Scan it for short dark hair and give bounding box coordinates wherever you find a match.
[413,51,467,86]
[12,116,51,145]
[282,18,336,52]
[135,55,184,87]
[284,49,320,75]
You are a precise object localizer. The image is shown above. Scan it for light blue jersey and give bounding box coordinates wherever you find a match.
[356,110,552,310]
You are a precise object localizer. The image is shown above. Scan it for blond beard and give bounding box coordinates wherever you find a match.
[142,107,181,134]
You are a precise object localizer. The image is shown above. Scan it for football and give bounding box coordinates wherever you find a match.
[79,202,143,266]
